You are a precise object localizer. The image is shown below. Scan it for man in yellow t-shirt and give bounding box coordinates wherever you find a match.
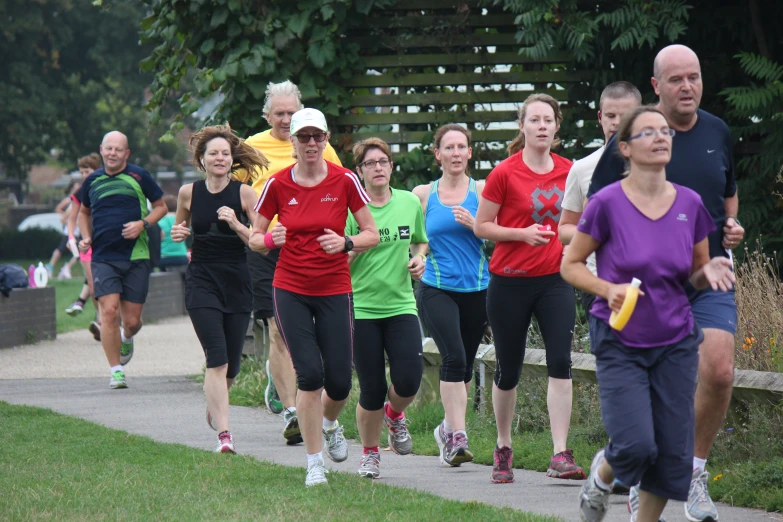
[239,80,342,446]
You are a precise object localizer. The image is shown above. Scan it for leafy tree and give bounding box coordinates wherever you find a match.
[0,0,185,195]
[498,0,783,254]
[141,0,395,140]
[0,0,74,182]
[722,52,783,251]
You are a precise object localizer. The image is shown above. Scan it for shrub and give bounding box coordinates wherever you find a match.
[735,240,783,372]
[0,228,61,260]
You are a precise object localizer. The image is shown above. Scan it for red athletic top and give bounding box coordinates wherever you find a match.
[255,161,371,296]
[482,151,572,277]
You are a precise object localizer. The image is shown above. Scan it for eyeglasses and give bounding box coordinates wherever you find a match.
[627,127,676,141]
[360,158,391,169]
[294,133,327,144]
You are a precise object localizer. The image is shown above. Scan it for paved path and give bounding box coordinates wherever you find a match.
[0,317,778,522]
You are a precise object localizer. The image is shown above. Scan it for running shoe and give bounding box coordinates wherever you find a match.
[384,403,412,455]
[45,263,54,279]
[57,266,72,280]
[264,359,283,414]
[283,408,303,445]
[434,422,453,466]
[357,449,381,479]
[65,301,84,315]
[547,448,586,479]
[89,321,101,342]
[109,370,127,389]
[491,445,514,483]
[120,336,134,365]
[216,431,235,454]
[685,469,718,522]
[323,422,348,463]
[206,408,216,431]
[305,456,329,487]
[444,431,474,467]
[628,485,667,522]
[579,449,611,522]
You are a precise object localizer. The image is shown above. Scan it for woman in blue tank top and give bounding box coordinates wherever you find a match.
[412,124,489,468]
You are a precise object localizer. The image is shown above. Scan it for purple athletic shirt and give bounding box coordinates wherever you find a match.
[578,181,715,347]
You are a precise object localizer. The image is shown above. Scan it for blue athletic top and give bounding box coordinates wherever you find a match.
[421,178,489,292]
[588,109,736,260]
[80,164,164,262]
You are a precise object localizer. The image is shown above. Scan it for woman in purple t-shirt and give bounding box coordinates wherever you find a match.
[561,106,734,522]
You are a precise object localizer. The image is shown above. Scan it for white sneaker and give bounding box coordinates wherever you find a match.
[305,456,329,487]
[579,449,611,522]
[323,422,348,463]
[57,266,72,280]
[357,450,381,479]
[684,469,718,522]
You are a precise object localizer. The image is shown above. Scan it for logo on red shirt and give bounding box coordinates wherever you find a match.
[531,187,564,223]
[321,193,338,203]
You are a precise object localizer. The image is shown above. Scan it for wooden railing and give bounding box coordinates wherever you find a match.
[420,339,783,408]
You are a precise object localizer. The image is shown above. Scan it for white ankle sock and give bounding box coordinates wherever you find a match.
[323,418,337,431]
[593,473,611,492]
[110,365,123,374]
[307,452,323,466]
[120,329,132,342]
[442,420,453,434]
[693,457,707,471]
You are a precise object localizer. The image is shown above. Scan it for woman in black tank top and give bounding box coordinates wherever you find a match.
[170,125,269,454]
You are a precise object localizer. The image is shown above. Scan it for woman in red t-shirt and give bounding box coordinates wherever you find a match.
[249,108,379,487]
[474,93,583,484]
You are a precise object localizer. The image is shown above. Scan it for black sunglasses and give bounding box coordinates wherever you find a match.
[294,133,328,144]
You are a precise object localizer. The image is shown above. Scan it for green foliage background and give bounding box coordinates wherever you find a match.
[2,0,778,251]
[0,0,186,187]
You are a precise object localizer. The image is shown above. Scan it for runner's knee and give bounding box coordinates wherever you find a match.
[392,371,421,399]
[359,387,387,411]
[324,375,351,402]
[439,352,467,382]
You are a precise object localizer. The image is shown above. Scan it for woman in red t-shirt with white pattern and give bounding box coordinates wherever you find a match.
[474,93,583,484]
[249,108,379,487]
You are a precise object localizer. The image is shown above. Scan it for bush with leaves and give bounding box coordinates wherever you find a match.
[141,0,395,141]
[721,53,783,252]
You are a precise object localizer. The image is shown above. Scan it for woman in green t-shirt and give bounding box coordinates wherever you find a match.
[346,138,429,479]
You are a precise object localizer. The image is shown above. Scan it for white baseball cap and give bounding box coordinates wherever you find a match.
[290,108,329,135]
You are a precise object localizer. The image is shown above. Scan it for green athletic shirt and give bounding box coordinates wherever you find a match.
[346,188,428,319]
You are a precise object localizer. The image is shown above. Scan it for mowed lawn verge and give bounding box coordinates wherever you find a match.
[0,401,561,522]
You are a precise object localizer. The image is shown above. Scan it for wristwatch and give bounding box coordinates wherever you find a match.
[142,218,150,229]
[728,216,742,227]
[343,236,354,253]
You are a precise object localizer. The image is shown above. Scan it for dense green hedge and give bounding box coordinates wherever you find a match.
[0,228,62,260]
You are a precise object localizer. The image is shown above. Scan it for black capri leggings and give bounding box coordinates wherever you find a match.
[187,307,251,379]
[417,283,487,383]
[354,314,423,411]
[488,273,575,390]
[273,287,353,401]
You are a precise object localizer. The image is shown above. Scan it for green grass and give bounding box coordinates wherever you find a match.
[225,356,783,513]
[0,401,560,522]
[6,258,97,335]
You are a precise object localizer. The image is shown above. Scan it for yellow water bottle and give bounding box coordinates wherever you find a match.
[609,278,642,331]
